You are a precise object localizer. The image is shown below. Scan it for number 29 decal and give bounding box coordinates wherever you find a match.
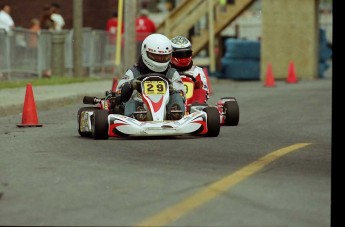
[143,81,166,94]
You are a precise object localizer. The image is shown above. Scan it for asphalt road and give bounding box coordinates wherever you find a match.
[0,78,332,226]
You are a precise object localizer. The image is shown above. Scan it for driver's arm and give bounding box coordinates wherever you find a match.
[194,67,209,93]
[116,70,135,102]
[170,71,186,98]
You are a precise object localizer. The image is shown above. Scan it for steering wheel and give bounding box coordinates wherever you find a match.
[133,73,173,94]
[136,73,172,85]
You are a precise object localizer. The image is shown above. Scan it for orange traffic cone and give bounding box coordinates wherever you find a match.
[17,83,42,127]
[264,63,276,87]
[202,67,213,94]
[111,77,118,92]
[286,61,298,83]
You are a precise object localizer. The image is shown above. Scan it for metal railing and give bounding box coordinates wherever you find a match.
[0,28,156,80]
[0,28,127,80]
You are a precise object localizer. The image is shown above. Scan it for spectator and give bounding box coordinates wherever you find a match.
[106,11,124,44]
[135,9,156,59]
[50,2,65,31]
[29,18,41,32]
[0,4,15,32]
[40,4,54,30]
[28,18,41,48]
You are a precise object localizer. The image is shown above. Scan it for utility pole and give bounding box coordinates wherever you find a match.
[123,0,137,74]
[73,0,83,77]
[208,0,215,73]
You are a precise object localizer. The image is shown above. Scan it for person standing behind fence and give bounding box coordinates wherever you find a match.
[0,4,15,32]
[106,12,124,44]
[40,4,54,30]
[135,9,156,59]
[28,18,41,48]
[50,2,65,31]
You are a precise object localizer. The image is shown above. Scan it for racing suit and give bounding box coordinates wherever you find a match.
[115,57,186,119]
[171,62,209,104]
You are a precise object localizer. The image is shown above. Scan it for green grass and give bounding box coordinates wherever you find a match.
[0,76,107,89]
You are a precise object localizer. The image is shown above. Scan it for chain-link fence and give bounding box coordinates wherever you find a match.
[0,28,125,80]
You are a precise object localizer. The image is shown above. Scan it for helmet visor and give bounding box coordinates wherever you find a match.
[172,50,192,58]
[147,52,171,63]
[172,57,191,67]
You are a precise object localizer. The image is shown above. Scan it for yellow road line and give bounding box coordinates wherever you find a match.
[134,143,311,227]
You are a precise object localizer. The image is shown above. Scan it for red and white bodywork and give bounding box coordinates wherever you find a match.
[180,74,239,126]
[78,74,221,139]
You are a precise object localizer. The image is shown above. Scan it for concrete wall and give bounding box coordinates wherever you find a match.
[261,0,319,80]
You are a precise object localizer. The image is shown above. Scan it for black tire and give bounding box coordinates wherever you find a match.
[77,107,98,137]
[204,107,220,137]
[92,110,109,140]
[224,100,239,126]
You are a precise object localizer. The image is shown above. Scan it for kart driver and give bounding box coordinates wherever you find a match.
[115,33,186,120]
[170,36,209,104]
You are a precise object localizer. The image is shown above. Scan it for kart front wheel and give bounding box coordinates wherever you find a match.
[92,110,109,140]
[224,100,239,126]
[204,107,220,137]
[77,107,98,137]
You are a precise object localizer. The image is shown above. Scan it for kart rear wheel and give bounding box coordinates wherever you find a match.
[204,107,220,137]
[224,100,239,126]
[77,107,98,137]
[92,110,109,140]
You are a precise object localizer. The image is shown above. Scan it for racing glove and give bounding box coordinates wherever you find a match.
[120,82,134,102]
[131,79,141,92]
[105,90,114,99]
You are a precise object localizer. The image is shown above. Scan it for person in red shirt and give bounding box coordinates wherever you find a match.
[136,9,156,59]
[106,12,124,44]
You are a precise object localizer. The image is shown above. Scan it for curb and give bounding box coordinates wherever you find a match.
[0,92,104,117]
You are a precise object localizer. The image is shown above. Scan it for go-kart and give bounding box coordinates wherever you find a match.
[180,74,239,126]
[77,73,221,140]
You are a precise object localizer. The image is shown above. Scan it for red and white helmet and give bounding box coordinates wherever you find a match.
[170,36,192,67]
[141,33,172,72]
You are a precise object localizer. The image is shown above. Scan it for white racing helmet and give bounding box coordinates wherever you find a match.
[141,33,172,72]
